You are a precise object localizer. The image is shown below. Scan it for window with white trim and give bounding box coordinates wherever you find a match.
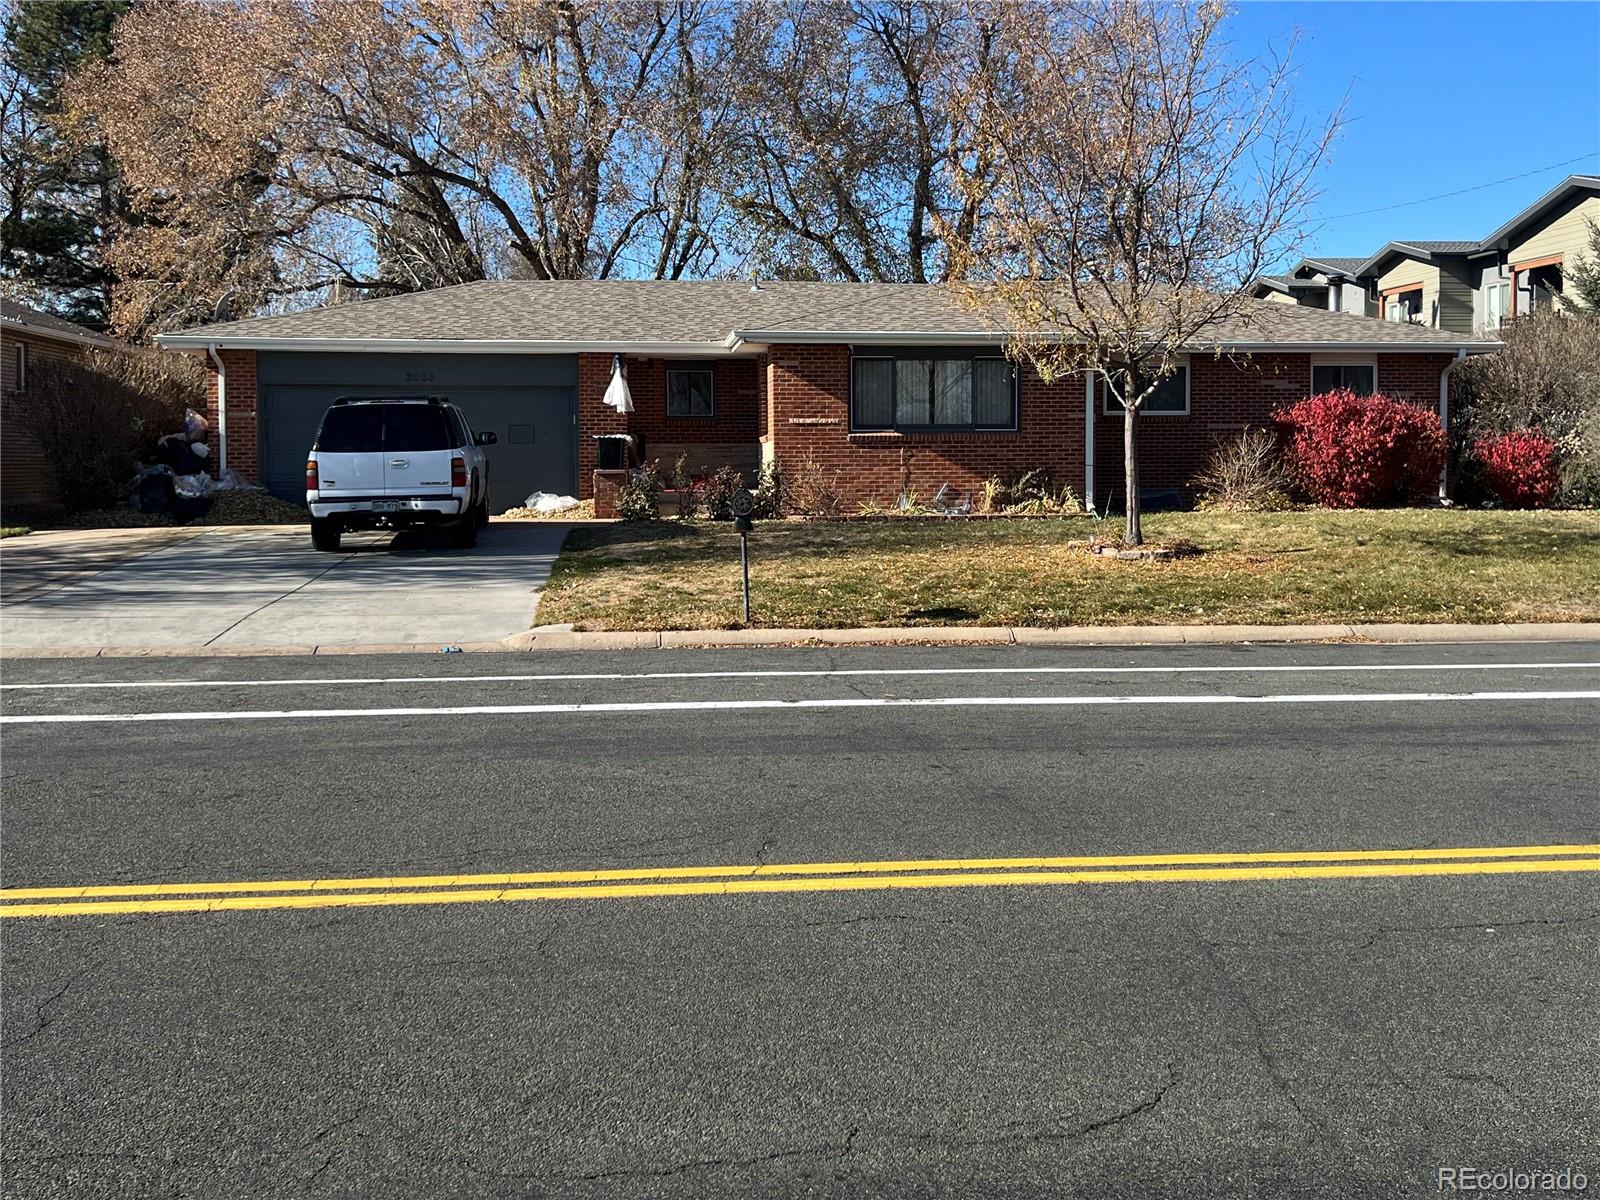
[13,342,25,394]
[1384,288,1423,323]
[1311,363,1376,396]
[851,354,1017,431]
[1482,280,1509,330]
[1103,366,1189,415]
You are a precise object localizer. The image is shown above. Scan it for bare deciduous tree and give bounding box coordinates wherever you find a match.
[723,0,1020,282]
[73,0,740,338]
[948,0,1338,544]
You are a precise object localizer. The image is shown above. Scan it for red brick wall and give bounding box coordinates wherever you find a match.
[0,329,77,509]
[575,352,762,496]
[766,344,1087,507]
[1088,353,1319,502]
[1377,353,1456,408]
[577,353,635,499]
[766,345,1458,507]
[204,349,259,480]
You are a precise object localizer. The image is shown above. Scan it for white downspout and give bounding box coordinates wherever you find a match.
[1439,348,1468,503]
[206,343,228,475]
[1083,369,1096,512]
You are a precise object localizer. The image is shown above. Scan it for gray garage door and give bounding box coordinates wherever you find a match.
[256,352,578,512]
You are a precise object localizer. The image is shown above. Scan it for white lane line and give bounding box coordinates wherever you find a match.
[4,691,1597,725]
[2,661,1596,692]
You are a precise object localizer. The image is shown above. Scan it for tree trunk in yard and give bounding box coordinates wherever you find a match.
[1123,401,1143,546]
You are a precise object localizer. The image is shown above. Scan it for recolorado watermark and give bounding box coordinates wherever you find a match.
[1438,1166,1588,1193]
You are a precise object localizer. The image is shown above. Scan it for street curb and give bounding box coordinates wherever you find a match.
[2,622,1596,659]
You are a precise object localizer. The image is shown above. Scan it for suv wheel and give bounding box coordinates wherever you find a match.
[311,518,342,552]
[474,489,490,529]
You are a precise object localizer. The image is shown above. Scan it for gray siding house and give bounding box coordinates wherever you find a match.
[1252,174,1599,335]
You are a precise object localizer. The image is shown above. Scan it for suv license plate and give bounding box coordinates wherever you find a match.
[372,500,400,512]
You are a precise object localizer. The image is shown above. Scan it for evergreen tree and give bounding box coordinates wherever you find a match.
[0,0,128,329]
[1566,218,1600,312]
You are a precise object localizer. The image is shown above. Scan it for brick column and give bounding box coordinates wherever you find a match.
[205,349,259,480]
[577,352,631,499]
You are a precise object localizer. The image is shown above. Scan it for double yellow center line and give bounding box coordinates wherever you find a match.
[4,844,1598,920]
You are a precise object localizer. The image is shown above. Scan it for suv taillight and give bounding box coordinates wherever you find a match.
[451,456,467,488]
[305,459,319,491]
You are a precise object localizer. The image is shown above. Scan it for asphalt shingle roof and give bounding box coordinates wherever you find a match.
[1301,256,1367,274]
[1392,240,1481,254]
[0,298,114,344]
[157,279,1494,351]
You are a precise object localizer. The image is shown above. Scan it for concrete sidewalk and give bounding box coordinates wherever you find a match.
[2,620,1594,658]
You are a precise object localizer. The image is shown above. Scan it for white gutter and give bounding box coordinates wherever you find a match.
[731,329,1012,348]
[157,335,746,357]
[158,327,1501,357]
[1083,370,1096,512]
[1202,340,1500,353]
[730,329,1499,354]
[1438,348,1469,503]
[206,343,227,475]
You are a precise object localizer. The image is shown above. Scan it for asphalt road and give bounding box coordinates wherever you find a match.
[3,642,1598,1198]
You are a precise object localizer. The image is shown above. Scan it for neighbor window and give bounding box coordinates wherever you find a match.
[1311,363,1376,396]
[1103,366,1189,416]
[851,354,1017,431]
[1523,262,1564,313]
[1384,287,1423,323]
[667,365,714,417]
[1482,280,1509,329]
[13,342,24,393]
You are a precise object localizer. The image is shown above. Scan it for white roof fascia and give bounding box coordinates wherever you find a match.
[155,335,752,356]
[1477,175,1600,249]
[730,329,1011,347]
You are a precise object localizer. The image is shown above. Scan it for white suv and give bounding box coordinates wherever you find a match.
[305,397,496,552]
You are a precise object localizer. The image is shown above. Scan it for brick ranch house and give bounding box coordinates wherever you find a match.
[1,299,124,511]
[155,281,1497,513]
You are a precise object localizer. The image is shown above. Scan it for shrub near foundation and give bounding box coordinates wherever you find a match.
[1475,431,1560,509]
[1194,428,1294,511]
[1275,390,1445,508]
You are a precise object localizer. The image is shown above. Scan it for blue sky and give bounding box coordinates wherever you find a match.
[1225,1,1600,266]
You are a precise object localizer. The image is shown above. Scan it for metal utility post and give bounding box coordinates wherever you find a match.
[732,488,755,626]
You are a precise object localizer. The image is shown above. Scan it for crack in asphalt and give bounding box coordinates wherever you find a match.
[907,1062,1179,1151]
[1,970,81,1050]
[1189,927,1330,1144]
[1360,910,1600,948]
[800,912,959,929]
[545,1133,860,1184]
[1446,1071,1513,1097]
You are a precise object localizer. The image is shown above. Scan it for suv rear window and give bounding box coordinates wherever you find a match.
[315,405,384,453]
[315,403,453,453]
[383,405,452,451]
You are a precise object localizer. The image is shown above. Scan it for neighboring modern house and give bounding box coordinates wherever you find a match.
[1353,241,1481,332]
[1252,174,1600,334]
[1,299,120,510]
[155,281,1494,512]
[1473,174,1600,324]
[1252,257,1373,316]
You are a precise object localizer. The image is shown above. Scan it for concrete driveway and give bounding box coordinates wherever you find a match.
[0,523,570,654]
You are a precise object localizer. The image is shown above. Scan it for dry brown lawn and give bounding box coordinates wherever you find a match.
[535,509,1600,631]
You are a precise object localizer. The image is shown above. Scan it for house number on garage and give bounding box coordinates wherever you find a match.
[404,371,436,383]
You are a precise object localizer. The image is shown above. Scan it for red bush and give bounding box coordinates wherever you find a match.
[1474,430,1559,508]
[1274,390,1446,507]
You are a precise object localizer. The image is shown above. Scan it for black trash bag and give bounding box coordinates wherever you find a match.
[156,433,204,475]
[135,467,175,515]
[171,494,212,521]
